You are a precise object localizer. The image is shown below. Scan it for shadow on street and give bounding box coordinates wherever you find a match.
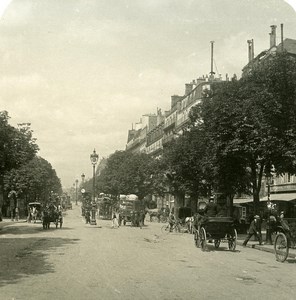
[0,237,79,286]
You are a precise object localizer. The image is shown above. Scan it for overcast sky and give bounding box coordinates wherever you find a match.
[0,0,296,188]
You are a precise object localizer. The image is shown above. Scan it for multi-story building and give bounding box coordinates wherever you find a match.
[126,113,158,153]
[234,25,296,220]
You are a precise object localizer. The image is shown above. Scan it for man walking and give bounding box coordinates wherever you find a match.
[243,215,263,246]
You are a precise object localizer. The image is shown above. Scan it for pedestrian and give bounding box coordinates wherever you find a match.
[168,211,175,232]
[15,207,19,221]
[112,213,119,228]
[243,215,263,246]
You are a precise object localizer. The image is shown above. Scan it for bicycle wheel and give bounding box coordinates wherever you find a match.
[161,224,170,234]
[228,228,237,251]
[274,232,289,262]
[194,229,200,248]
[199,227,207,251]
[173,223,181,233]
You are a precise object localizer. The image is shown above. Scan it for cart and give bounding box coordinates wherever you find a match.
[274,218,296,262]
[28,202,42,223]
[42,208,63,229]
[194,217,237,251]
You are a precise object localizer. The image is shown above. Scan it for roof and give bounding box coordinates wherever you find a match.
[278,38,296,55]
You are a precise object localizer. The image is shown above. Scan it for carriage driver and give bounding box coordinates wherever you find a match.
[204,196,218,217]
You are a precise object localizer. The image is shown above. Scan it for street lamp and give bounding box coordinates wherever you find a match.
[266,171,273,244]
[90,149,99,225]
[81,173,85,183]
[75,179,79,205]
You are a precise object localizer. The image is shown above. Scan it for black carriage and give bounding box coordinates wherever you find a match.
[273,218,296,262]
[42,208,63,229]
[194,217,237,251]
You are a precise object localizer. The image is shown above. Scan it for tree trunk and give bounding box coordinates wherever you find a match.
[173,191,185,219]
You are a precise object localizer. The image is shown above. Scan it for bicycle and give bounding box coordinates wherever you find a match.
[161,219,183,234]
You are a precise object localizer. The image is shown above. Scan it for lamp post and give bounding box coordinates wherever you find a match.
[81,173,85,183]
[75,179,78,205]
[90,149,99,225]
[266,172,273,244]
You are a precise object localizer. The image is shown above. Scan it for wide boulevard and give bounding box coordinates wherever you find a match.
[0,205,295,300]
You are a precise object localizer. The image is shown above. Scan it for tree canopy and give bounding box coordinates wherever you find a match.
[188,51,296,212]
[97,150,156,200]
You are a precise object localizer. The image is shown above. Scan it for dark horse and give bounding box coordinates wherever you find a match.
[42,209,59,229]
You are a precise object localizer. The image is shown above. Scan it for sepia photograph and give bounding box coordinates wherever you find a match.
[1,0,296,299]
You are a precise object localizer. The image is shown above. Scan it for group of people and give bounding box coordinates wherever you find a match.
[243,210,289,247]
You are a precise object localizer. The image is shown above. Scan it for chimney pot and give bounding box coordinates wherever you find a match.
[270,25,277,48]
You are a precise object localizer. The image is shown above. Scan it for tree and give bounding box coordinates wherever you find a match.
[97,151,156,200]
[0,111,39,212]
[3,156,62,206]
[189,52,296,213]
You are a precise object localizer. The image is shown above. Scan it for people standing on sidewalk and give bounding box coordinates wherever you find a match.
[243,215,263,246]
[111,213,119,228]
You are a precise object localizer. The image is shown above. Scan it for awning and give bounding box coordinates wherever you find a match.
[233,198,253,204]
[261,193,296,202]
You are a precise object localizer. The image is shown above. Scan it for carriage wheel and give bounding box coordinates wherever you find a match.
[194,230,200,248]
[199,227,207,251]
[161,224,170,234]
[214,240,220,248]
[274,232,289,262]
[228,228,237,251]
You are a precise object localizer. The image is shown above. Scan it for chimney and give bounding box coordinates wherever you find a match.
[269,25,277,48]
[209,41,215,80]
[185,83,193,95]
[247,39,255,62]
[281,23,284,51]
[247,40,252,62]
[171,95,182,109]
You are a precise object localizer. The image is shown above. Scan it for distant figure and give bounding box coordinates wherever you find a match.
[15,207,19,221]
[243,215,263,246]
[168,211,175,232]
[111,213,119,229]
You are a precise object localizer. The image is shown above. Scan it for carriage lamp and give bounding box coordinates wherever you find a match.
[90,149,99,225]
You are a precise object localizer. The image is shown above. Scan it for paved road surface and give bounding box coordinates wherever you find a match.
[0,205,295,300]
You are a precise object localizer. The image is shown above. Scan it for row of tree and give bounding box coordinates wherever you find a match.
[0,111,62,216]
[85,52,296,215]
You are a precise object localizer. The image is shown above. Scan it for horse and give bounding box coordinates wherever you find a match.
[42,210,51,229]
[185,216,194,234]
[31,207,38,223]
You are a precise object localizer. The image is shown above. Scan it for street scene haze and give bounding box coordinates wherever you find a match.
[1,1,296,300]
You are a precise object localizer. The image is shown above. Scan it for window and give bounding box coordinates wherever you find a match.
[242,207,246,219]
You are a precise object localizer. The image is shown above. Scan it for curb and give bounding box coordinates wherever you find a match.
[236,240,296,259]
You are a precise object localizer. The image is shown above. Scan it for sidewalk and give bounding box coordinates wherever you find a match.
[237,233,296,259]
[0,218,27,230]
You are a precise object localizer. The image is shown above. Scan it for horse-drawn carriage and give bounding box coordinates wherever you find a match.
[41,207,63,229]
[194,216,237,251]
[28,202,42,223]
